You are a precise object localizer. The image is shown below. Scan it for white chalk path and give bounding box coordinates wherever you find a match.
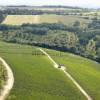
[0,57,14,100]
[39,48,92,100]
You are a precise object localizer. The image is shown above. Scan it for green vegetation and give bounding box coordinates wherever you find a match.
[0,7,100,100]
[0,20,99,63]
[44,48,100,100]
[0,60,7,90]
[0,6,90,15]
[0,11,6,23]
[0,6,100,100]
[0,41,85,100]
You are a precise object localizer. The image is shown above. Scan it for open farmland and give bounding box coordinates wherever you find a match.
[44,48,100,100]
[2,15,40,25]
[0,41,86,100]
[2,14,89,26]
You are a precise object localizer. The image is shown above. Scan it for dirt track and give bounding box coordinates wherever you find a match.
[0,57,14,100]
[39,48,92,100]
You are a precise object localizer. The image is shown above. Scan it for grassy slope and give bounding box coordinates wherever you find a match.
[44,49,100,100]
[0,42,85,100]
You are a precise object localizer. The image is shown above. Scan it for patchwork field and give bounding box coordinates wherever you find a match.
[44,48,100,100]
[2,14,89,26]
[0,42,85,100]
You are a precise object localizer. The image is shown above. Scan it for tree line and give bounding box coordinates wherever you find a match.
[0,21,99,63]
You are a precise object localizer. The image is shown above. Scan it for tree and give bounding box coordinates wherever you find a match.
[73,21,80,27]
[86,39,96,56]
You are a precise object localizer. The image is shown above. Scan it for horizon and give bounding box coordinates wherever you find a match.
[0,4,99,9]
[0,0,100,8]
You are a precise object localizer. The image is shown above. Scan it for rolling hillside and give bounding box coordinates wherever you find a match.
[44,48,100,100]
[0,41,100,99]
[0,41,85,100]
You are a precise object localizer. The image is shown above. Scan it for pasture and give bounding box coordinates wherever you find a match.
[44,48,100,100]
[0,42,85,100]
[2,14,89,26]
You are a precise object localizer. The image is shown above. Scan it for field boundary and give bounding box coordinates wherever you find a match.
[39,48,92,100]
[0,57,14,100]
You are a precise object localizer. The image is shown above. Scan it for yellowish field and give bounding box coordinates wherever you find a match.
[2,14,89,26]
[2,15,40,25]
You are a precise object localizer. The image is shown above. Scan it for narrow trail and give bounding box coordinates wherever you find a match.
[39,48,92,100]
[0,57,14,100]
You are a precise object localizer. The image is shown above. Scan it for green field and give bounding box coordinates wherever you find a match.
[0,42,85,100]
[44,48,100,100]
[2,14,89,26]
[0,41,100,100]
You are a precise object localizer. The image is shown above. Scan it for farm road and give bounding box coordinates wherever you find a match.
[0,57,14,100]
[39,48,92,100]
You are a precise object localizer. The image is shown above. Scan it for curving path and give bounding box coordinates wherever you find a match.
[39,48,92,100]
[0,57,14,100]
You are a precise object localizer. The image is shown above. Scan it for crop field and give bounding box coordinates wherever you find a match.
[44,48,100,100]
[2,14,89,26]
[2,15,40,25]
[0,41,86,100]
[40,14,89,26]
